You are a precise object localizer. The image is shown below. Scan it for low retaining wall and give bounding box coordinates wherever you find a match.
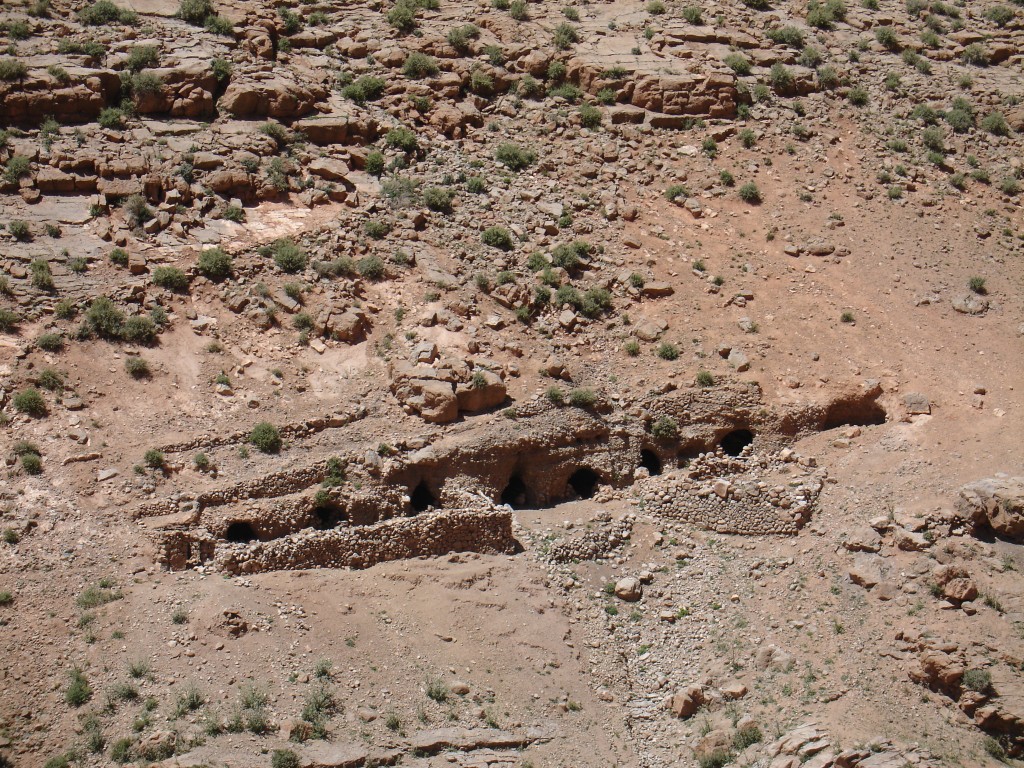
[212,508,517,574]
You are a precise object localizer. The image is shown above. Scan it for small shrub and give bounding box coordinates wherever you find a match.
[962,43,988,66]
[21,452,42,475]
[962,668,992,693]
[841,310,855,323]
[545,386,565,405]
[696,370,715,387]
[423,186,454,213]
[553,22,579,50]
[125,45,158,73]
[403,51,438,79]
[847,85,868,106]
[197,247,231,280]
[270,239,307,273]
[121,316,157,345]
[724,53,750,76]
[4,155,31,183]
[657,342,679,361]
[625,340,640,356]
[37,333,64,352]
[386,127,418,153]
[341,75,386,104]
[144,449,164,469]
[769,63,793,92]
[482,226,514,250]
[0,308,17,333]
[250,422,282,453]
[364,220,391,239]
[152,266,189,292]
[651,415,678,439]
[9,221,31,242]
[682,6,703,24]
[980,111,1009,137]
[272,750,300,768]
[13,388,46,417]
[125,357,150,378]
[568,388,596,407]
[738,182,761,203]
[357,255,386,280]
[66,669,92,707]
[495,143,537,171]
[968,276,987,295]
[874,26,899,49]
[37,369,63,391]
[509,0,528,19]
[177,0,212,24]
[365,151,385,176]
[0,59,28,81]
[766,26,804,47]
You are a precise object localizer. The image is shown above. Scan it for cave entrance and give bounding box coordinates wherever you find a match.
[720,429,754,457]
[410,480,438,513]
[639,449,662,476]
[567,467,600,499]
[501,474,529,508]
[821,400,887,430]
[313,502,348,530]
[225,521,257,543]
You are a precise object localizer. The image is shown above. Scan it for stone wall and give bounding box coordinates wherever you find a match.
[213,508,517,574]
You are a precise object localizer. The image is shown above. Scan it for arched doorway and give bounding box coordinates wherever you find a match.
[501,474,528,508]
[567,467,600,499]
[225,521,257,543]
[720,429,754,457]
[410,480,438,512]
[639,449,662,476]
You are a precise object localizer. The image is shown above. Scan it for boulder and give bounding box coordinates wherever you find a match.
[219,76,324,119]
[957,477,1024,541]
[614,577,642,601]
[666,684,705,718]
[455,370,506,413]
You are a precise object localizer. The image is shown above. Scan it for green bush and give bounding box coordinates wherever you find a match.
[723,53,750,75]
[696,370,715,387]
[364,220,391,239]
[579,103,601,128]
[365,151,385,176]
[9,221,31,242]
[98,107,125,129]
[250,422,282,453]
[656,343,679,361]
[144,449,164,469]
[651,415,678,439]
[962,43,988,66]
[769,63,793,92]
[568,388,596,407]
[121,315,157,345]
[817,65,839,89]
[553,22,579,50]
[985,5,1015,26]
[124,194,152,226]
[423,186,454,212]
[357,255,386,280]
[178,0,213,24]
[85,297,125,338]
[4,155,31,183]
[341,76,386,104]
[980,111,1009,136]
[78,0,137,25]
[962,668,992,693]
[968,276,987,295]
[738,182,761,203]
[125,45,158,73]
[387,0,418,32]
[847,85,869,106]
[403,51,438,79]
[205,14,233,34]
[152,266,188,292]
[37,333,64,352]
[21,452,42,475]
[0,58,27,81]
[13,388,46,417]
[482,226,514,250]
[36,368,63,391]
[509,0,528,19]
[447,23,480,51]
[766,26,804,47]
[386,127,419,153]
[125,356,149,378]
[271,750,300,768]
[495,143,537,171]
[66,669,92,707]
[198,247,232,280]
[270,239,307,273]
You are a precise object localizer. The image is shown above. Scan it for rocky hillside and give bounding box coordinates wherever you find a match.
[1,0,1023,765]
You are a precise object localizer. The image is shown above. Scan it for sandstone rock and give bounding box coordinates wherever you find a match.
[455,370,506,413]
[957,476,1024,541]
[952,294,989,315]
[614,577,642,601]
[666,684,705,718]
